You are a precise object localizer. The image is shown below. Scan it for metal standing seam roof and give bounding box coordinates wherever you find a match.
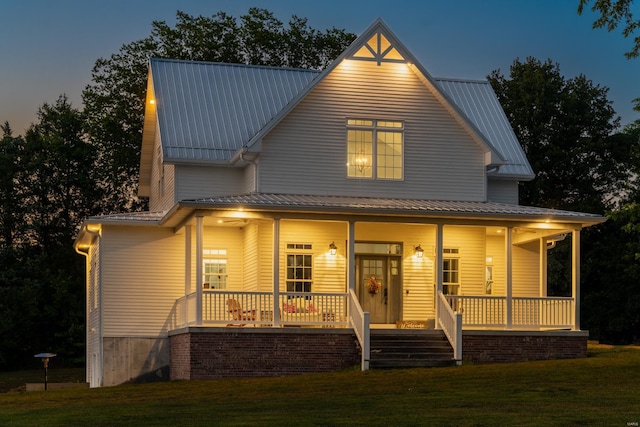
[150,58,320,162]
[82,194,604,226]
[435,78,534,179]
[149,59,533,178]
[177,193,604,223]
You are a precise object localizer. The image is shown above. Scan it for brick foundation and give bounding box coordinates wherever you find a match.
[169,327,361,380]
[462,330,588,364]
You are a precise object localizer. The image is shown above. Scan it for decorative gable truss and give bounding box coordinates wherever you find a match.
[351,30,406,64]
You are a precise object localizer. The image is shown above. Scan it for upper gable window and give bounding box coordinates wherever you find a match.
[351,31,405,65]
[347,119,403,180]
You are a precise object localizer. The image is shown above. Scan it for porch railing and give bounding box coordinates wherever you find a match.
[437,292,462,363]
[174,290,348,328]
[204,291,273,326]
[175,293,197,327]
[349,289,370,371]
[512,296,574,328]
[278,292,349,327]
[445,295,574,329]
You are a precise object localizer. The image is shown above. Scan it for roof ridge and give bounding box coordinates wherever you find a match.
[434,77,489,84]
[150,57,322,74]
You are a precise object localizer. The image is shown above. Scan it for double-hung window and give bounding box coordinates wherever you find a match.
[203,249,227,290]
[347,119,403,180]
[442,248,460,295]
[286,244,313,294]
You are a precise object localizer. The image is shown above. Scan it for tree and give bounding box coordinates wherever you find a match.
[582,203,640,343]
[578,0,640,59]
[0,96,96,368]
[23,95,99,248]
[82,8,356,214]
[488,57,626,214]
[0,122,24,249]
[489,57,640,341]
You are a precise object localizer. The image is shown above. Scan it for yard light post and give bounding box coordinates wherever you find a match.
[34,353,56,391]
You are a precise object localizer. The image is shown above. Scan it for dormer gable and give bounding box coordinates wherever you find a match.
[242,19,506,169]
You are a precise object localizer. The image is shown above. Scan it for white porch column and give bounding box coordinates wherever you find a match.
[505,226,513,329]
[185,225,192,326]
[572,229,581,331]
[273,218,281,327]
[435,223,444,327]
[185,225,192,295]
[539,237,548,297]
[348,221,355,291]
[195,216,203,325]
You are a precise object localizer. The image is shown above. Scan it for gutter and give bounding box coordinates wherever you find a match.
[73,225,103,387]
[240,146,260,192]
[74,225,101,256]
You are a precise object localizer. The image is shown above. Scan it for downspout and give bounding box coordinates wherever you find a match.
[240,146,259,193]
[75,226,102,387]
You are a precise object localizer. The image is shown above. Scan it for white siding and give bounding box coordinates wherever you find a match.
[174,165,244,201]
[486,234,506,296]
[243,163,257,194]
[487,179,519,204]
[443,226,486,296]
[513,241,540,297]
[258,220,274,291]
[149,123,176,212]
[279,220,348,293]
[185,225,246,292]
[259,60,487,201]
[243,222,260,291]
[101,226,184,337]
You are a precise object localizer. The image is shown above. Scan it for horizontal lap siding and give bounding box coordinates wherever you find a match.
[280,220,347,293]
[487,179,518,204]
[186,226,245,291]
[259,60,486,201]
[259,222,274,291]
[243,223,259,291]
[513,241,540,296]
[486,235,506,296]
[443,226,485,296]
[150,124,176,212]
[243,163,256,194]
[102,226,184,337]
[175,165,243,201]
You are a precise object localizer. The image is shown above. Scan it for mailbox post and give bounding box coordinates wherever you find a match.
[34,353,56,391]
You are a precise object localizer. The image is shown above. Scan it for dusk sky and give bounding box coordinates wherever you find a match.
[1,0,639,135]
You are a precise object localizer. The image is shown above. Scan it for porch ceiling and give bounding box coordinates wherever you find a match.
[160,193,606,229]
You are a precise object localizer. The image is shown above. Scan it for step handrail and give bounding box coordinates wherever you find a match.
[349,289,370,370]
[437,291,462,364]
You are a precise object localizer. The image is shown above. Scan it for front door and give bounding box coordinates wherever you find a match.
[356,255,401,324]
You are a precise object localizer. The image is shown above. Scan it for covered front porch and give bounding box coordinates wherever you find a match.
[163,195,601,369]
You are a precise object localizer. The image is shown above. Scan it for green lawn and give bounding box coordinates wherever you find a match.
[0,344,638,426]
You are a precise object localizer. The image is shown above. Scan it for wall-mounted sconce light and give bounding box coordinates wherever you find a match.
[415,244,424,258]
[329,241,337,256]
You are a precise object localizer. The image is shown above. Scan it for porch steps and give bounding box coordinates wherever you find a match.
[369,329,455,369]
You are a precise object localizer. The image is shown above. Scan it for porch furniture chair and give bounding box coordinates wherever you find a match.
[226,299,257,327]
